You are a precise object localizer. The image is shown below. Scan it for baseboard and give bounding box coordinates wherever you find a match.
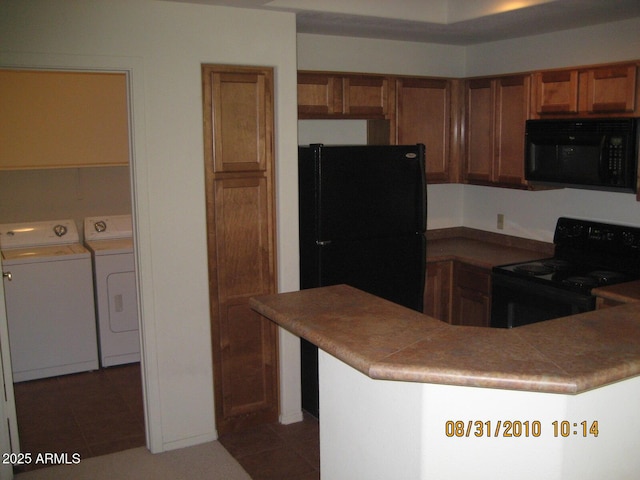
[279,410,304,425]
[160,432,218,453]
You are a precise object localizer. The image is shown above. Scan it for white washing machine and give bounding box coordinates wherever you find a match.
[0,219,99,382]
[84,214,140,367]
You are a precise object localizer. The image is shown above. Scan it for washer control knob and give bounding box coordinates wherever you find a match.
[53,224,68,237]
[94,221,107,233]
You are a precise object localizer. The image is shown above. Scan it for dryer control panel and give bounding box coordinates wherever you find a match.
[84,214,133,241]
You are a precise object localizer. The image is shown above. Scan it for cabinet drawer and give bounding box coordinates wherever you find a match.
[455,263,490,294]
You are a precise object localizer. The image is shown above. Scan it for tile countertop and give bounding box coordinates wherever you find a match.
[425,227,554,268]
[250,284,640,395]
[592,279,640,304]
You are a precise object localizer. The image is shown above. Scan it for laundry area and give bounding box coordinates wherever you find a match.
[0,69,144,469]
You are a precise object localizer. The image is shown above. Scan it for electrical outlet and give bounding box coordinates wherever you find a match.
[497,214,504,230]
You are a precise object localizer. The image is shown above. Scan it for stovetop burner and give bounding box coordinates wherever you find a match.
[494,259,633,294]
[541,259,571,271]
[513,259,573,276]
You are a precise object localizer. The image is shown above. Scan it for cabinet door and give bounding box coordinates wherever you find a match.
[212,177,278,432]
[452,262,491,327]
[452,287,491,327]
[424,261,452,323]
[297,72,342,117]
[396,78,451,183]
[342,74,389,117]
[465,79,494,183]
[0,70,129,169]
[205,69,271,173]
[533,69,579,115]
[586,64,637,114]
[494,75,530,186]
[202,64,278,434]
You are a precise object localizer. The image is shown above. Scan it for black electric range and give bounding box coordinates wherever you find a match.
[491,217,640,328]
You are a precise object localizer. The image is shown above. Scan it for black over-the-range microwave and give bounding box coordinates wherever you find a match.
[525,117,639,193]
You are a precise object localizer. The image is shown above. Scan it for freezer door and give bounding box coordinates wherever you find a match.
[304,233,426,312]
[300,145,426,241]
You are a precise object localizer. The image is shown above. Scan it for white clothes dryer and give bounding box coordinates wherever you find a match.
[0,219,99,382]
[84,214,140,367]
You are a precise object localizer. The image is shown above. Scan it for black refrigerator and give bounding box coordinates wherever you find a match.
[298,144,427,417]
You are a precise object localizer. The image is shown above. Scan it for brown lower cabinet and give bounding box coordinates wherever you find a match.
[202,64,279,435]
[451,262,491,327]
[424,261,453,323]
[425,260,491,327]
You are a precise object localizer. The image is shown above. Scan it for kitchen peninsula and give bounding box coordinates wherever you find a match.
[251,285,640,480]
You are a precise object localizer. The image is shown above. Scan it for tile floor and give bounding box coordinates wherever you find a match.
[219,413,320,480]
[13,363,321,479]
[13,363,145,473]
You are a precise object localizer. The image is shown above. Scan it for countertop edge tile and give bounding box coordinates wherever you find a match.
[251,285,640,396]
[368,363,579,394]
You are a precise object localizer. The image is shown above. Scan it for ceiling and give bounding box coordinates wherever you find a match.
[166,0,640,45]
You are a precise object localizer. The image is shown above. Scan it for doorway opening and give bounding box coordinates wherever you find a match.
[0,68,146,472]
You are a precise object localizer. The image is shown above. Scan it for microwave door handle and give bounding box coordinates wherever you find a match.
[599,135,608,180]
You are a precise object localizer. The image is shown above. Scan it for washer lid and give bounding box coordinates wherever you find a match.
[0,219,80,249]
[84,214,133,241]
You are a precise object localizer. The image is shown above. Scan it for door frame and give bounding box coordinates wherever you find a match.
[0,52,162,459]
[0,273,17,480]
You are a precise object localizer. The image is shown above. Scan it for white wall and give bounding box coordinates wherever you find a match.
[298,120,369,145]
[297,33,466,77]
[297,18,640,240]
[0,167,132,237]
[465,17,640,76]
[0,0,300,452]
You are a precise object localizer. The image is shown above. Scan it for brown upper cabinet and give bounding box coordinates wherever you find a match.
[207,69,270,173]
[394,77,458,183]
[297,71,390,119]
[586,63,637,114]
[533,69,579,115]
[533,62,638,117]
[0,70,129,169]
[464,75,530,188]
[297,60,640,190]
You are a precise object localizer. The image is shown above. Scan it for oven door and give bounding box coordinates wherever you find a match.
[490,273,596,328]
